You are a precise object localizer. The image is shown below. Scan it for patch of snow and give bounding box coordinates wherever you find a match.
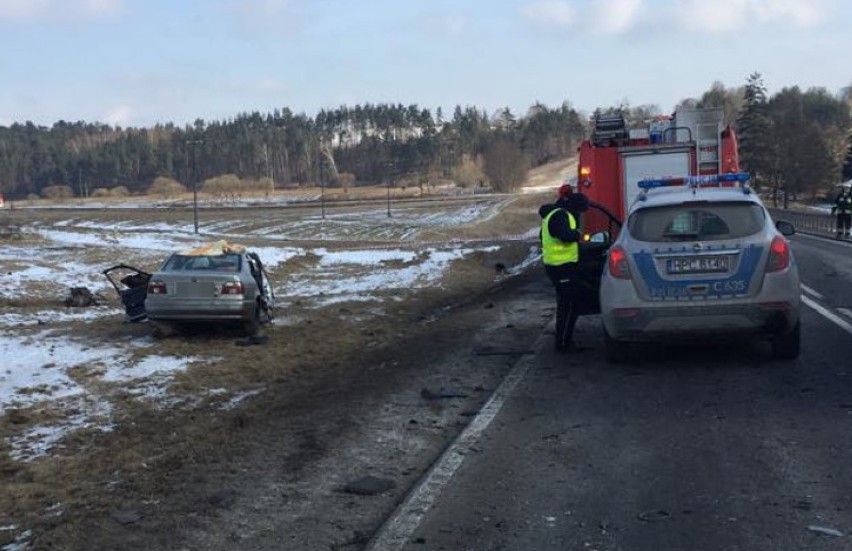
[8,407,110,462]
[1,529,32,551]
[100,355,197,383]
[0,254,111,298]
[33,228,191,253]
[3,343,202,461]
[0,307,121,327]
[278,246,499,304]
[0,331,125,409]
[214,389,265,410]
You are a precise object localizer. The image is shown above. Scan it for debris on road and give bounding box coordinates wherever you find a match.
[808,525,843,537]
[341,475,396,496]
[110,509,143,525]
[637,510,671,522]
[420,386,469,400]
[207,489,237,509]
[473,346,535,356]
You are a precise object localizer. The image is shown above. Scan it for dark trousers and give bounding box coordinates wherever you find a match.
[837,213,851,236]
[545,263,580,350]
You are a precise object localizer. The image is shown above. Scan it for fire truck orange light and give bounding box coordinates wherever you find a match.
[580,166,591,176]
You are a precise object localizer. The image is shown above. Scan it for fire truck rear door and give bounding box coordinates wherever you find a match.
[621,149,691,212]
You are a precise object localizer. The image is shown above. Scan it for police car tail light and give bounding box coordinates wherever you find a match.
[766,236,790,273]
[608,246,631,279]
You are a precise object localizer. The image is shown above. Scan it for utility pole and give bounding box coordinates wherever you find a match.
[386,160,394,218]
[320,163,326,219]
[186,139,204,234]
[263,143,274,196]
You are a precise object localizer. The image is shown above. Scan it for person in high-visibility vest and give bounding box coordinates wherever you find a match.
[539,183,589,352]
[832,187,852,239]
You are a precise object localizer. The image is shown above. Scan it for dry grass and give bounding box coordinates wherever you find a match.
[0,159,569,548]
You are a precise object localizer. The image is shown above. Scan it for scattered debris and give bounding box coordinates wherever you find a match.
[638,510,671,522]
[64,286,98,307]
[207,489,237,509]
[341,475,396,496]
[110,509,143,525]
[473,347,535,356]
[235,335,270,346]
[808,525,843,537]
[420,386,468,400]
[793,500,812,511]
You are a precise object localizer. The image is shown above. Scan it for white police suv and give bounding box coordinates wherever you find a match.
[599,173,801,362]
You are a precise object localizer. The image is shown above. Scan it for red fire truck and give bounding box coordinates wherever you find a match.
[577,107,740,235]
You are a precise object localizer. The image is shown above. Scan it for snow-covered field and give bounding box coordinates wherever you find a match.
[0,197,536,464]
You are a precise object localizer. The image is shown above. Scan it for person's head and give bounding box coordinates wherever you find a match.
[557,183,573,199]
[562,192,589,214]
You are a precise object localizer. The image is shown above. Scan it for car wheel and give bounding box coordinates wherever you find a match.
[603,325,630,364]
[243,304,261,337]
[771,321,801,361]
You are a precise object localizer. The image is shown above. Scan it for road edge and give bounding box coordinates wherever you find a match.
[364,322,552,550]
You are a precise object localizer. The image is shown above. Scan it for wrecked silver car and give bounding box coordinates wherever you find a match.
[144,241,275,337]
[105,241,274,337]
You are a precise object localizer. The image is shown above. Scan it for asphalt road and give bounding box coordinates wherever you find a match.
[371,234,852,551]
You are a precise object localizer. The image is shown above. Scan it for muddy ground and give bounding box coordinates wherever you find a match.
[0,177,572,549]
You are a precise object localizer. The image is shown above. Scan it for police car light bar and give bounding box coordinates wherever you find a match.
[637,172,751,190]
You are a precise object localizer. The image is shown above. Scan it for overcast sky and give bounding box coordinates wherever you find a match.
[1,0,850,128]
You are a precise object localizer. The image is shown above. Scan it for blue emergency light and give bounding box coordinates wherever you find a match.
[638,172,751,190]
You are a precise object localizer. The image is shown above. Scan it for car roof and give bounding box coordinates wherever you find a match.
[629,185,762,213]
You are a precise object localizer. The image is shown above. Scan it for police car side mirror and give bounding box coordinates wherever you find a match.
[775,220,795,236]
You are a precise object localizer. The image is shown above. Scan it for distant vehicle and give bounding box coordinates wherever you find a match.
[576,107,740,235]
[144,241,275,337]
[598,174,801,362]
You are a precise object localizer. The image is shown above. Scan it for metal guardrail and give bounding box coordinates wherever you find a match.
[768,208,836,237]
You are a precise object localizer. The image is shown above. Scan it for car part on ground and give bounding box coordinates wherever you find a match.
[102,264,152,322]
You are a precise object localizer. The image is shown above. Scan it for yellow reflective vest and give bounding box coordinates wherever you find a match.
[542,208,579,266]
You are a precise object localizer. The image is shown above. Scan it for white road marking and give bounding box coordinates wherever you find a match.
[838,308,852,321]
[365,332,546,550]
[801,295,852,336]
[800,284,824,300]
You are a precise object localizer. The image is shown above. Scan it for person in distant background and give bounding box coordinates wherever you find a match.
[539,184,590,352]
[832,186,852,239]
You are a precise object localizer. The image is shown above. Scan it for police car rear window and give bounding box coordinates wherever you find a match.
[627,202,765,242]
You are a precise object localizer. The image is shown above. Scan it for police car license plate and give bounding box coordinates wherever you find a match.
[666,255,729,274]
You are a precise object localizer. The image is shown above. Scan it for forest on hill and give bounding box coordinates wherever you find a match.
[0,74,850,202]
